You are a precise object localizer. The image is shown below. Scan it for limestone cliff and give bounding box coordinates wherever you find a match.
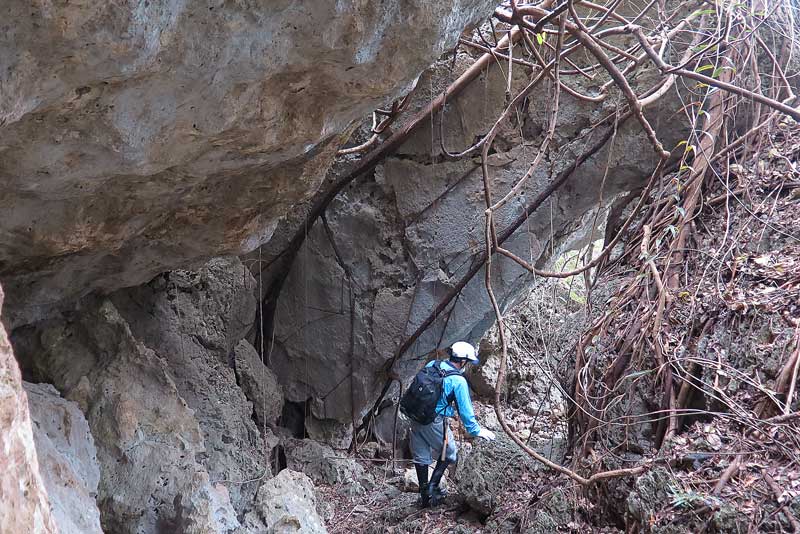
[254,50,686,429]
[1,2,694,532]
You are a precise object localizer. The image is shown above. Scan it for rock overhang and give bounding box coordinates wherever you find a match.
[0,0,497,327]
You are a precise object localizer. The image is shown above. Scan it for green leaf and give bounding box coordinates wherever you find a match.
[695,64,715,74]
[667,225,678,237]
[692,8,717,16]
[712,65,736,78]
[536,32,546,45]
[676,206,686,218]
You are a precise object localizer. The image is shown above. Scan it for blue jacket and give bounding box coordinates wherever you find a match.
[425,360,482,436]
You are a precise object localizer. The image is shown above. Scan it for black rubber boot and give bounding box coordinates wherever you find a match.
[426,459,452,506]
[414,463,430,508]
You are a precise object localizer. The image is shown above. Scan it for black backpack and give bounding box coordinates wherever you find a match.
[400,361,461,425]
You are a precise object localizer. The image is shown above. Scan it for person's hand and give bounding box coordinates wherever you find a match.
[477,428,496,441]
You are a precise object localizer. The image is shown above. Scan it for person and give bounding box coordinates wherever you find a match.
[409,341,496,507]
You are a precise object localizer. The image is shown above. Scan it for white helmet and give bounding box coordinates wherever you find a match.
[449,341,480,365]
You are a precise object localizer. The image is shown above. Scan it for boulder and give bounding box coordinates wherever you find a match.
[456,434,536,515]
[0,283,57,534]
[372,403,412,458]
[233,339,284,426]
[242,470,327,534]
[25,382,102,534]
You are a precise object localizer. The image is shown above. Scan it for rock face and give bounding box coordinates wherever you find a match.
[13,257,280,534]
[304,415,355,450]
[242,470,327,534]
[110,257,275,513]
[25,382,102,534]
[173,473,241,534]
[261,50,686,424]
[0,0,497,327]
[0,284,57,534]
[44,299,239,534]
[233,339,284,426]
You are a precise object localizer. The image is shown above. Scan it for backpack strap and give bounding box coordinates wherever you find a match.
[436,360,460,408]
[436,360,461,378]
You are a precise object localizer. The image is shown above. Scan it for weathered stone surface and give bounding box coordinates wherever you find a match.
[174,472,240,534]
[483,487,573,534]
[26,298,238,534]
[13,257,287,533]
[242,470,327,534]
[305,415,354,450]
[456,434,536,515]
[0,0,497,327]
[233,339,283,426]
[626,468,673,528]
[372,403,412,458]
[25,382,102,534]
[0,284,57,534]
[470,337,505,399]
[110,257,272,513]
[518,489,572,534]
[621,467,748,534]
[260,50,686,423]
[283,438,370,494]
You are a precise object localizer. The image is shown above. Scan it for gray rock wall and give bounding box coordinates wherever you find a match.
[14,257,286,534]
[0,0,496,328]
[262,50,686,425]
[42,299,239,534]
[110,257,275,513]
